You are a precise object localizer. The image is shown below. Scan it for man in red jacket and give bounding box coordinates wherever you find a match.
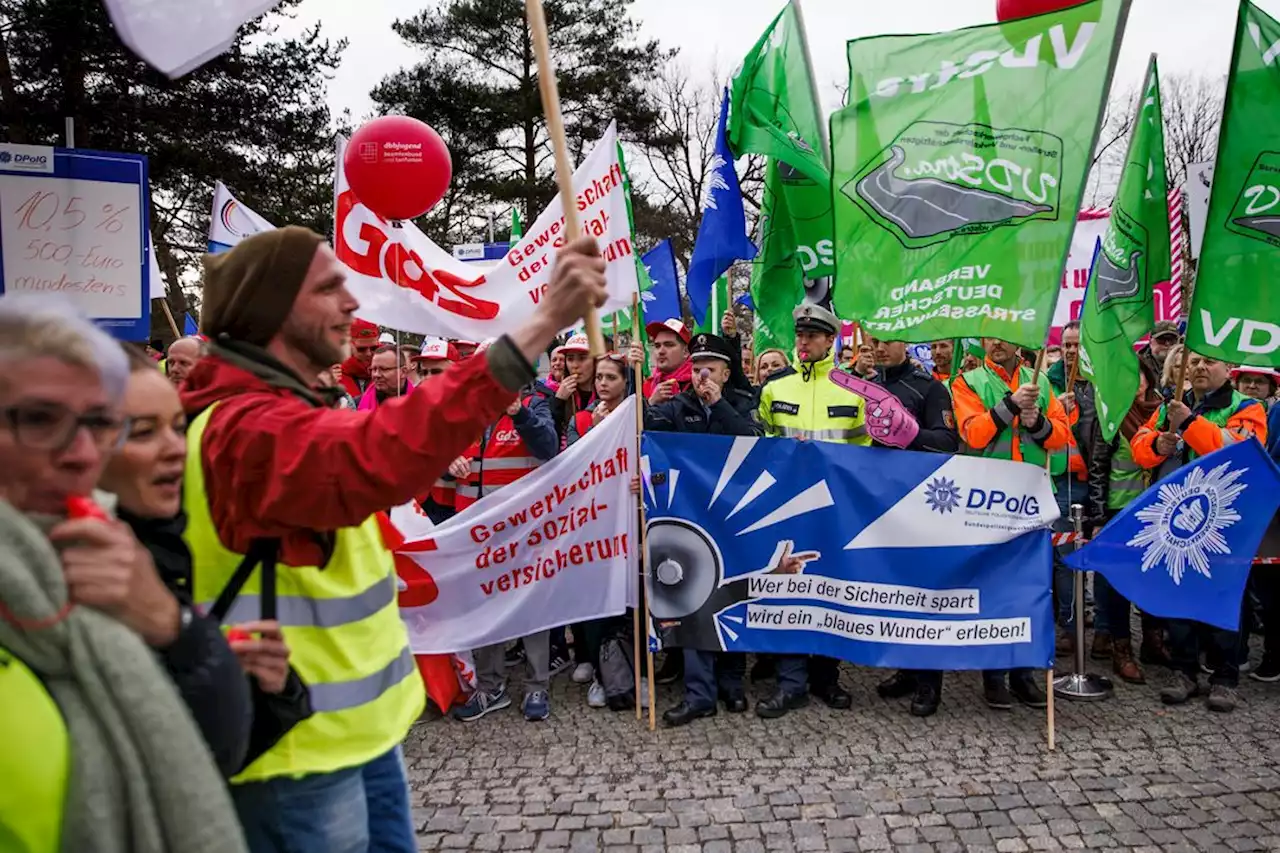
[639,318,693,405]
[337,318,379,399]
[182,225,607,853]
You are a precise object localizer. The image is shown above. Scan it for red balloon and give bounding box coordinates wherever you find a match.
[996,0,1087,21]
[344,115,452,221]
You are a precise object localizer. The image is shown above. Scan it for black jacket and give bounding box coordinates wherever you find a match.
[869,361,959,454]
[119,508,252,777]
[645,385,762,437]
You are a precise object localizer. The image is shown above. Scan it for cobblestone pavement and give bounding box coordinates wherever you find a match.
[406,655,1280,852]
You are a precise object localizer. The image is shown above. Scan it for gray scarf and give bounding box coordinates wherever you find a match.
[0,499,247,853]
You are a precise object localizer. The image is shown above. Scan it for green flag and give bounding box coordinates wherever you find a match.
[696,274,732,334]
[511,208,523,240]
[731,0,835,355]
[727,0,828,185]
[750,160,805,353]
[1185,1,1280,368]
[830,0,1130,348]
[1079,56,1170,440]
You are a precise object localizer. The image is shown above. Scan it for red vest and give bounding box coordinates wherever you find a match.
[455,397,543,510]
[571,410,594,442]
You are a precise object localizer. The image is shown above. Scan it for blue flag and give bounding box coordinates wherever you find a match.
[640,433,1057,670]
[686,90,758,329]
[1066,440,1280,631]
[735,291,754,310]
[640,241,682,325]
[183,313,198,336]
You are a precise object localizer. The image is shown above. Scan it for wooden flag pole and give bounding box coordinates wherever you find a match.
[525,0,605,357]
[157,297,180,340]
[629,294,657,730]
[631,294,645,722]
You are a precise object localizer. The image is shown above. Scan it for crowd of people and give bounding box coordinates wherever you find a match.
[2,223,1278,852]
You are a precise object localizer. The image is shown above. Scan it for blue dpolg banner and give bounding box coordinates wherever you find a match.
[640,433,1058,671]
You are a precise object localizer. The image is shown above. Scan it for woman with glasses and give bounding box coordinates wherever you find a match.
[0,296,248,852]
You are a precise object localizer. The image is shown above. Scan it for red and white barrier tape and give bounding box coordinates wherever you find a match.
[1051,531,1280,564]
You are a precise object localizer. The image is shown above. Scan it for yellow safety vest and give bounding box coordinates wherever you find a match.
[0,646,68,853]
[758,354,871,445]
[183,404,424,784]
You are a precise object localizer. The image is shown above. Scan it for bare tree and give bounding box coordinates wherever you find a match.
[1085,71,1225,207]
[629,64,765,263]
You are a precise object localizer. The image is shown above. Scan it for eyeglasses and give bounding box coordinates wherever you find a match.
[2,404,128,453]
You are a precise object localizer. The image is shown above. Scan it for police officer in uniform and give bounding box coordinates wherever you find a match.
[756,304,871,718]
[857,336,960,717]
[647,333,762,725]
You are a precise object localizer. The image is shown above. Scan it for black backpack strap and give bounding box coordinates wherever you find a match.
[207,539,281,624]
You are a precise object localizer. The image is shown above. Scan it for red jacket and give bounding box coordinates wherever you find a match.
[182,352,515,567]
[338,354,371,399]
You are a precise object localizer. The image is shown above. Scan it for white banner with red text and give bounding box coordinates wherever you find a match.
[334,121,638,340]
[397,397,639,654]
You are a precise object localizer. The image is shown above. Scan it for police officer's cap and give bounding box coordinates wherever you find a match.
[689,333,735,364]
[792,303,839,335]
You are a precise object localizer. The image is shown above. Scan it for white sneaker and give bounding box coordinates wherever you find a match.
[587,680,606,708]
[639,676,650,709]
[572,662,595,684]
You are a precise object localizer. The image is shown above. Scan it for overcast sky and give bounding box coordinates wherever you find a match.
[276,0,1255,123]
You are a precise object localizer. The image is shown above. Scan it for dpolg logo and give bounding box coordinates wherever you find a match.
[965,487,1040,517]
[0,144,54,173]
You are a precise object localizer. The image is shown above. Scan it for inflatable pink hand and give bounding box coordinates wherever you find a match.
[829,371,920,449]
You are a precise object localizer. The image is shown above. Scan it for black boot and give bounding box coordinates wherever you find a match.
[910,682,940,717]
[1010,673,1048,709]
[662,701,715,727]
[876,670,917,699]
[813,682,852,710]
[755,689,809,719]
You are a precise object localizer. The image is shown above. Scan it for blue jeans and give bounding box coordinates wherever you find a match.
[232,747,416,853]
[683,649,745,709]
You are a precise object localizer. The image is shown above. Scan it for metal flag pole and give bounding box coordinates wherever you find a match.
[1054,504,1113,701]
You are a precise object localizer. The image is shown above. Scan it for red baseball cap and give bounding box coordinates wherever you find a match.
[350,319,379,341]
[646,318,691,345]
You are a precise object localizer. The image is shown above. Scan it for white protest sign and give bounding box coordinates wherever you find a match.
[0,156,145,322]
[1186,161,1215,260]
[335,121,638,339]
[397,398,638,654]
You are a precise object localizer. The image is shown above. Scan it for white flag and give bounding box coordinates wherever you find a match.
[397,397,639,654]
[208,181,275,253]
[334,121,639,340]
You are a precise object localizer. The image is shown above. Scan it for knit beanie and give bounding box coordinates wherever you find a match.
[201,226,326,346]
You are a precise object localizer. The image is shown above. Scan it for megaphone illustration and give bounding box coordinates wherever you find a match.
[645,518,724,619]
